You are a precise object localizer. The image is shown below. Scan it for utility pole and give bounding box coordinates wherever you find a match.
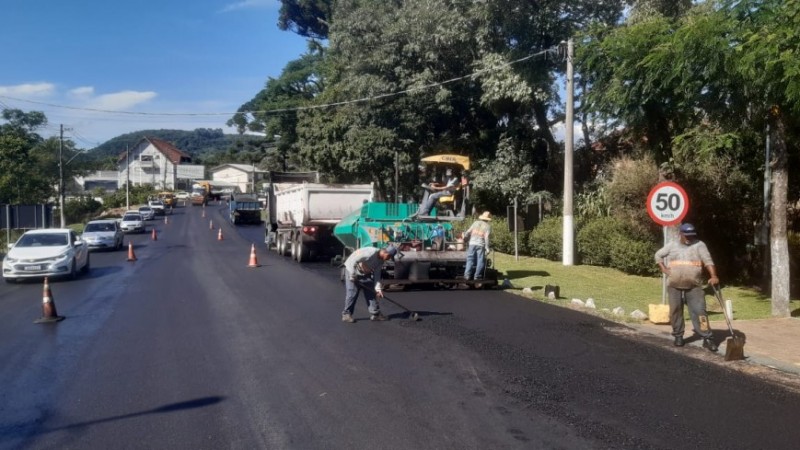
[59,124,65,228]
[562,39,575,266]
[126,145,130,210]
[395,150,399,203]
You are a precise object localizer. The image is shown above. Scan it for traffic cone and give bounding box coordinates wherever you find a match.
[164,215,169,224]
[217,228,224,241]
[201,209,206,218]
[151,228,158,241]
[35,277,65,323]
[209,220,214,230]
[127,241,137,261]
[247,243,260,267]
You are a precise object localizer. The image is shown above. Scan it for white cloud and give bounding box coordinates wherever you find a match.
[68,86,95,98]
[219,0,277,13]
[0,82,55,97]
[85,90,157,110]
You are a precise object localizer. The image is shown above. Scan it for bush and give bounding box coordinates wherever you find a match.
[528,216,563,261]
[476,217,530,255]
[63,197,103,225]
[576,216,627,266]
[609,238,659,276]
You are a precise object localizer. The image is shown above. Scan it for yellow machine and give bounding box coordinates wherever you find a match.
[419,154,470,217]
[158,192,176,207]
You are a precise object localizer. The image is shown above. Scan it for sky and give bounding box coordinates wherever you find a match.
[0,0,309,148]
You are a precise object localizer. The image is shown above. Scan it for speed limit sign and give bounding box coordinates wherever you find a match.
[646,181,689,226]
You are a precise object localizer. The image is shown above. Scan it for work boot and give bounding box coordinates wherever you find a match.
[673,335,685,347]
[370,312,388,321]
[341,314,355,323]
[702,338,718,352]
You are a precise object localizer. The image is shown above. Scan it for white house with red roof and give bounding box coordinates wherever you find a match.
[117,137,204,190]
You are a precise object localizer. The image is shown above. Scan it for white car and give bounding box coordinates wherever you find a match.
[82,219,124,251]
[120,212,146,233]
[148,200,166,216]
[138,206,155,221]
[3,229,90,282]
[174,191,190,200]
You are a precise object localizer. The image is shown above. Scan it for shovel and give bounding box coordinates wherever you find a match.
[358,281,420,321]
[711,284,746,361]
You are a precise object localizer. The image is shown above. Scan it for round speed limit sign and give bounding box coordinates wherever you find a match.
[646,181,689,226]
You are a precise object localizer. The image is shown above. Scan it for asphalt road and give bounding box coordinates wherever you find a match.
[2,204,800,450]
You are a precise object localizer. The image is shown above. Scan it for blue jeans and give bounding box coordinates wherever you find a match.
[343,276,380,316]
[418,191,448,215]
[464,245,486,280]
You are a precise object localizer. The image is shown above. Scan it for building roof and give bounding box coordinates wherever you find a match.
[210,163,268,174]
[117,137,191,164]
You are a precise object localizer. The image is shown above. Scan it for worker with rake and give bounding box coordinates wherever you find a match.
[341,245,397,323]
[655,223,719,351]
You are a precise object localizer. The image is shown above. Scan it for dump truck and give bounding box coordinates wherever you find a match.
[333,201,498,288]
[264,171,375,262]
[229,195,262,225]
[190,180,239,206]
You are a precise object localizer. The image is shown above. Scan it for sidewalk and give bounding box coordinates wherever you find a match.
[634,317,800,375]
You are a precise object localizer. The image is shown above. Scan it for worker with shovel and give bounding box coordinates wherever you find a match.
[341,245,397,323]
[655,223,719,351]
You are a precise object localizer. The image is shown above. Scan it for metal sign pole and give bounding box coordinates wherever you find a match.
[662,225,667,304]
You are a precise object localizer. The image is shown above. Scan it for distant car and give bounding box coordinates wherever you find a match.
[175,191,190,200]
[138,206,155,221]
[148,199,166,216]
[82,219,124,251]
[120,212,145,233]
[2,228,90,282]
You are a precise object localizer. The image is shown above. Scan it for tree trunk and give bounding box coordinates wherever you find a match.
[769,115,790,317]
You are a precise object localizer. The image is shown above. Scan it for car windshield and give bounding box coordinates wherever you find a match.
[139,207,152,212]
[123,215,141,221]
[85,223,115,232]
[16,233,69,247]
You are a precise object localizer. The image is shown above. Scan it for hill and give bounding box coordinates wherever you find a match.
[87,128,267,167]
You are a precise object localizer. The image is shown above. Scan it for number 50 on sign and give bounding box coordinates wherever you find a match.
[646,181,689,226]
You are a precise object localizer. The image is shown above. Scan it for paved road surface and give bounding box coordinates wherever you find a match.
[2,204,800,449]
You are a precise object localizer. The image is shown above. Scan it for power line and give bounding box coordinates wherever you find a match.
[0,47,557,118]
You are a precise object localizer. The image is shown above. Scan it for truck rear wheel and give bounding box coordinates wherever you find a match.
[296,239,310,263]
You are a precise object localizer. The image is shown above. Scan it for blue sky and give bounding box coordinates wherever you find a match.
[0,0,309,147]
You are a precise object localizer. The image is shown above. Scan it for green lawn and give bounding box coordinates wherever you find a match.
[493,253,800,322]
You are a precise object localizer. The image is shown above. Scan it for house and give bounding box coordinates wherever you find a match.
[75,171,118,193]
[209,164,268,194]
[117,137,204,190]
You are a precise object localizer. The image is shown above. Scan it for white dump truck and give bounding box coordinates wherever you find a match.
[265,172,375,262]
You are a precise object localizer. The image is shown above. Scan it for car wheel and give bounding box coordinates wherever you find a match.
[70,258,78,280]
[82,254,90,274]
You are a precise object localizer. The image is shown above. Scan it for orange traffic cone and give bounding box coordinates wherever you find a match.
[209,220,214,230]
[151,228,158,241]
[217,228,224,241]
[35,277,65,323]
[127,241,137,261]
[247,243,260,267]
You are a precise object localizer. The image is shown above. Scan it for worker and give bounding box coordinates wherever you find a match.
[655,223,719,351]
[416,168,460,217]
[463,211,492,280]
[341,245,398,323]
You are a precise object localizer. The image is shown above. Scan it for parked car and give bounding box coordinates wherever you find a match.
[82,219,124,251]
[138,206,155,221]
[3,228,90,282]
[120,212,145,233]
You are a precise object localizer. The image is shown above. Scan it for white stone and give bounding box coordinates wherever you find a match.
[522,287,533,295]
[570,298,585,307]
[585,298,596,309]
[630,309,648,320]
[547,291,556,300]
[612,307,625,316]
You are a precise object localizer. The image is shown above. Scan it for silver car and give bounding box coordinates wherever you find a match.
[3,229,90,282]
[138,206,155,221]
[82,220,124,251]
[120,212,145,234]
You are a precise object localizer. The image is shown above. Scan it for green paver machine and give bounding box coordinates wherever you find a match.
[333,202,497,288]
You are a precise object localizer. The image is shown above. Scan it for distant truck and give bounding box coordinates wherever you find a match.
[265,171,374,262]
[229,195,262,225]
[190,180,239,206]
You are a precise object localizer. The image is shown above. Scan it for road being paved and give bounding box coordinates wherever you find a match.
[2,204,800,450]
